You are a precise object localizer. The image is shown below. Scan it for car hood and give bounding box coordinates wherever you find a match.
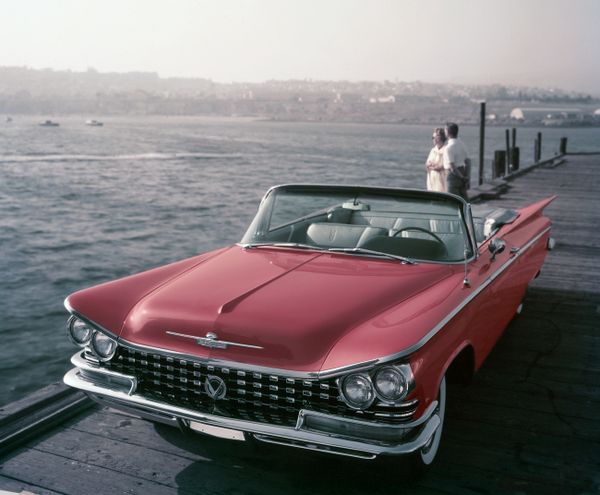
[114,246,453,372]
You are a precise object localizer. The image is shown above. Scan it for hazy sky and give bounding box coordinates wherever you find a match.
[1,0,599,94]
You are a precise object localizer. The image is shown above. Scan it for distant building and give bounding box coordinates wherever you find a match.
[369,95,396,103]
[510,107,586,124]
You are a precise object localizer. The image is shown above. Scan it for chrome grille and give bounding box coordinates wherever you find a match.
[98,346,418,427]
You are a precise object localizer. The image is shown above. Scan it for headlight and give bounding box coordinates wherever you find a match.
[374,366,408,402]
[68,317,93,346]
[91,331,118,361]
[340,373,375,410]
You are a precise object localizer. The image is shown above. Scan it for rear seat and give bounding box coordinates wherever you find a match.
[306,223,388,248]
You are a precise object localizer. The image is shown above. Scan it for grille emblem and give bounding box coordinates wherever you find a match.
[166,331,264,350]
[205,375,227,400]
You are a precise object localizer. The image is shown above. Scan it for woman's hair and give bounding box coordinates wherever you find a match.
[434,127,447,143]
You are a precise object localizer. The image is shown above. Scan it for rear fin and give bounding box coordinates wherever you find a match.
[518,195,556,219]
[500,195,556,235]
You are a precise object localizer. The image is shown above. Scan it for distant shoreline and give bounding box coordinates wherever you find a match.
[5,113,599,129]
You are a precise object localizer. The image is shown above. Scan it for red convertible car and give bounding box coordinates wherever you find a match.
[64,185,554,469]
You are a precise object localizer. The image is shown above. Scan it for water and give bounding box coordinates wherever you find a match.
[1,115,599,406]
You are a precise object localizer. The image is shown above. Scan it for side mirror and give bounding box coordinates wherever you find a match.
[488,238,506,261]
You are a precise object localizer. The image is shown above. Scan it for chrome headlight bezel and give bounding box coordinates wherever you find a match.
[67,315,94,347]
[339,373,376,410]
[67,315,118,362]
[338,363,414,410]
[90,330,118,361]
[373,366,409,402]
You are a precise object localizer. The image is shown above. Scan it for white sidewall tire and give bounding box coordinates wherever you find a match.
[418,376,446,466]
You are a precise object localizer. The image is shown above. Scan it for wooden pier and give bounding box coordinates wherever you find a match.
[1,154,599,495]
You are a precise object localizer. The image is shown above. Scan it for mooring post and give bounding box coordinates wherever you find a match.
[511,127,519,170]
[560,137,568,154]
[493,150,506,179]
[505,129,510,174]
[537,132,542,161]
[479,101,486,185]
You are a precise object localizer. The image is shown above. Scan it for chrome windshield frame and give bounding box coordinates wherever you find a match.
[241,184,477,264]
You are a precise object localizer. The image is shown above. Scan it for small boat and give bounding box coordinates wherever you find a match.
[5,116,12,123]
[85,119,104,127]
[39,120,60,127]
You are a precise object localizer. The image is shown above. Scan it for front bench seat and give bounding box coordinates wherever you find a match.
[306,223,387,248]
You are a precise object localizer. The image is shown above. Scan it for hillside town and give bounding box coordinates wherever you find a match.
[1,66,598,126]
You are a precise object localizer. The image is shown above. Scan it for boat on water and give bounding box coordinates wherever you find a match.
[85,119,104,127]
[5,116,12,123]
[39,120,60,127]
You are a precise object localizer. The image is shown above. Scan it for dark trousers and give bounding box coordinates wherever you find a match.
[447,173,468,201]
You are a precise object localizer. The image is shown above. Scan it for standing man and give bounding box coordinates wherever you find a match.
[443,122,471,200]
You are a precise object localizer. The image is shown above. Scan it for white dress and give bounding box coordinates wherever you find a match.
[426,145,447,192]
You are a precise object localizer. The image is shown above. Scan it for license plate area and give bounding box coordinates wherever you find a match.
[189,421,245,441]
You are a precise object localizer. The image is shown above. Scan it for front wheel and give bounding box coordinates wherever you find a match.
[410,376,446,471]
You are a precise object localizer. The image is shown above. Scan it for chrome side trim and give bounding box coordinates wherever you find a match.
[64,364,441,457]
[365,226,552,365]
[64,227,550,380]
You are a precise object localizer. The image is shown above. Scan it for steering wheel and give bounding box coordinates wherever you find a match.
[392,227,448,256]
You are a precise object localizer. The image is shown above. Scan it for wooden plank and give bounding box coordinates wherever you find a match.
[0,474,63,495]
[0,448,181,495]
[2,154,600,495]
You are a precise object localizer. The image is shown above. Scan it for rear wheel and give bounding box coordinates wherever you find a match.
[410,376,446,471]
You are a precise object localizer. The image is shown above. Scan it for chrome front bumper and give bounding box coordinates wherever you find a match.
[64,351,440,460]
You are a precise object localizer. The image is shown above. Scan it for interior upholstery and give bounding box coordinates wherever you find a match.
[306,223,388,248]
[360,236,447,260]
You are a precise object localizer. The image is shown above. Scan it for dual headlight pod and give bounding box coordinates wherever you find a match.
[339,365,413,410]
[68,316,117,361]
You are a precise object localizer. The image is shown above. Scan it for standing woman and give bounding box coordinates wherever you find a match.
[425,128,447,192]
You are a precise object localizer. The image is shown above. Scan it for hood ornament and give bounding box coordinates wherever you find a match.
[166,331,263,350]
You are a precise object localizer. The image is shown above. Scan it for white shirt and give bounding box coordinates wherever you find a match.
[443,138,469,170]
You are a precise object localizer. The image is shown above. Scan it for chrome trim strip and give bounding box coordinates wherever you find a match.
[71,351,137,395]
[365,226,552,365]
[377,398,419,408]
[250,435,377,460]
[166,331,264,350]
[64,228,550,380]
[64,364,440,457]
[112,339,324,379]
[64,298,120,341]
[295,401,437,431]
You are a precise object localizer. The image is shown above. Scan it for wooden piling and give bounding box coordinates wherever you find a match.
[2,155,600,495]
[493,150,506,178]
[511,147,520,171]
[560,137,568,154]
[505,129,510,175]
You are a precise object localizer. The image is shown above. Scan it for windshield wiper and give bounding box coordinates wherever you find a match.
[327,247,416,264]
[239,242,328,251]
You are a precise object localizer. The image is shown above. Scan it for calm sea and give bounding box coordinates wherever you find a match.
[1,115,599,405]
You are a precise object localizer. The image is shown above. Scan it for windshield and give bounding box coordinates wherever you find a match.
[241,186,472,263]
